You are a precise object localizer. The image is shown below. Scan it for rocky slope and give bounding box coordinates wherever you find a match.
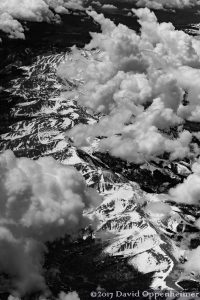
[1,48,200,298]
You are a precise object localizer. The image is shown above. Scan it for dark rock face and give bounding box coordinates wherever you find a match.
[44,237,154,299]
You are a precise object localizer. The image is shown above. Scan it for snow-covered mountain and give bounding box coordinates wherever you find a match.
[1,48,200,298]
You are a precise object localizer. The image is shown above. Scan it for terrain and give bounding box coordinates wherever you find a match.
[1,8,200,300]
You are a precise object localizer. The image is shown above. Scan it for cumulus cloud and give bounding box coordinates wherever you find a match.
[0,0,85,39]
[59,8,200,163]
[9,291,81,300]
[0,150,100,295]
[58,291,80,300]
[39,291,80,300]
[182,246,200,276]
[101,4,118,12]
[91,0,200,10]
[169,158,200,205]
[0,12,25,39]
[135,0,200,10]
[1,0,198,37]
[167,157,200,278]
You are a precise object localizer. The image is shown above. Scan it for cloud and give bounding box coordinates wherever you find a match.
[57,291,80,300]
[0,150,100,295]
[0,12,25,39]
[39,291,80,300]
[0,0,85,39]
[2,0,199,37]
[182,246,200,276]
[135,0,200,10]
[101,4,118,11]
[9,291,81,300]
[145,201,172,218]
[59,8,200,163]
[169,158,200,205]
[91,0,200,10]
